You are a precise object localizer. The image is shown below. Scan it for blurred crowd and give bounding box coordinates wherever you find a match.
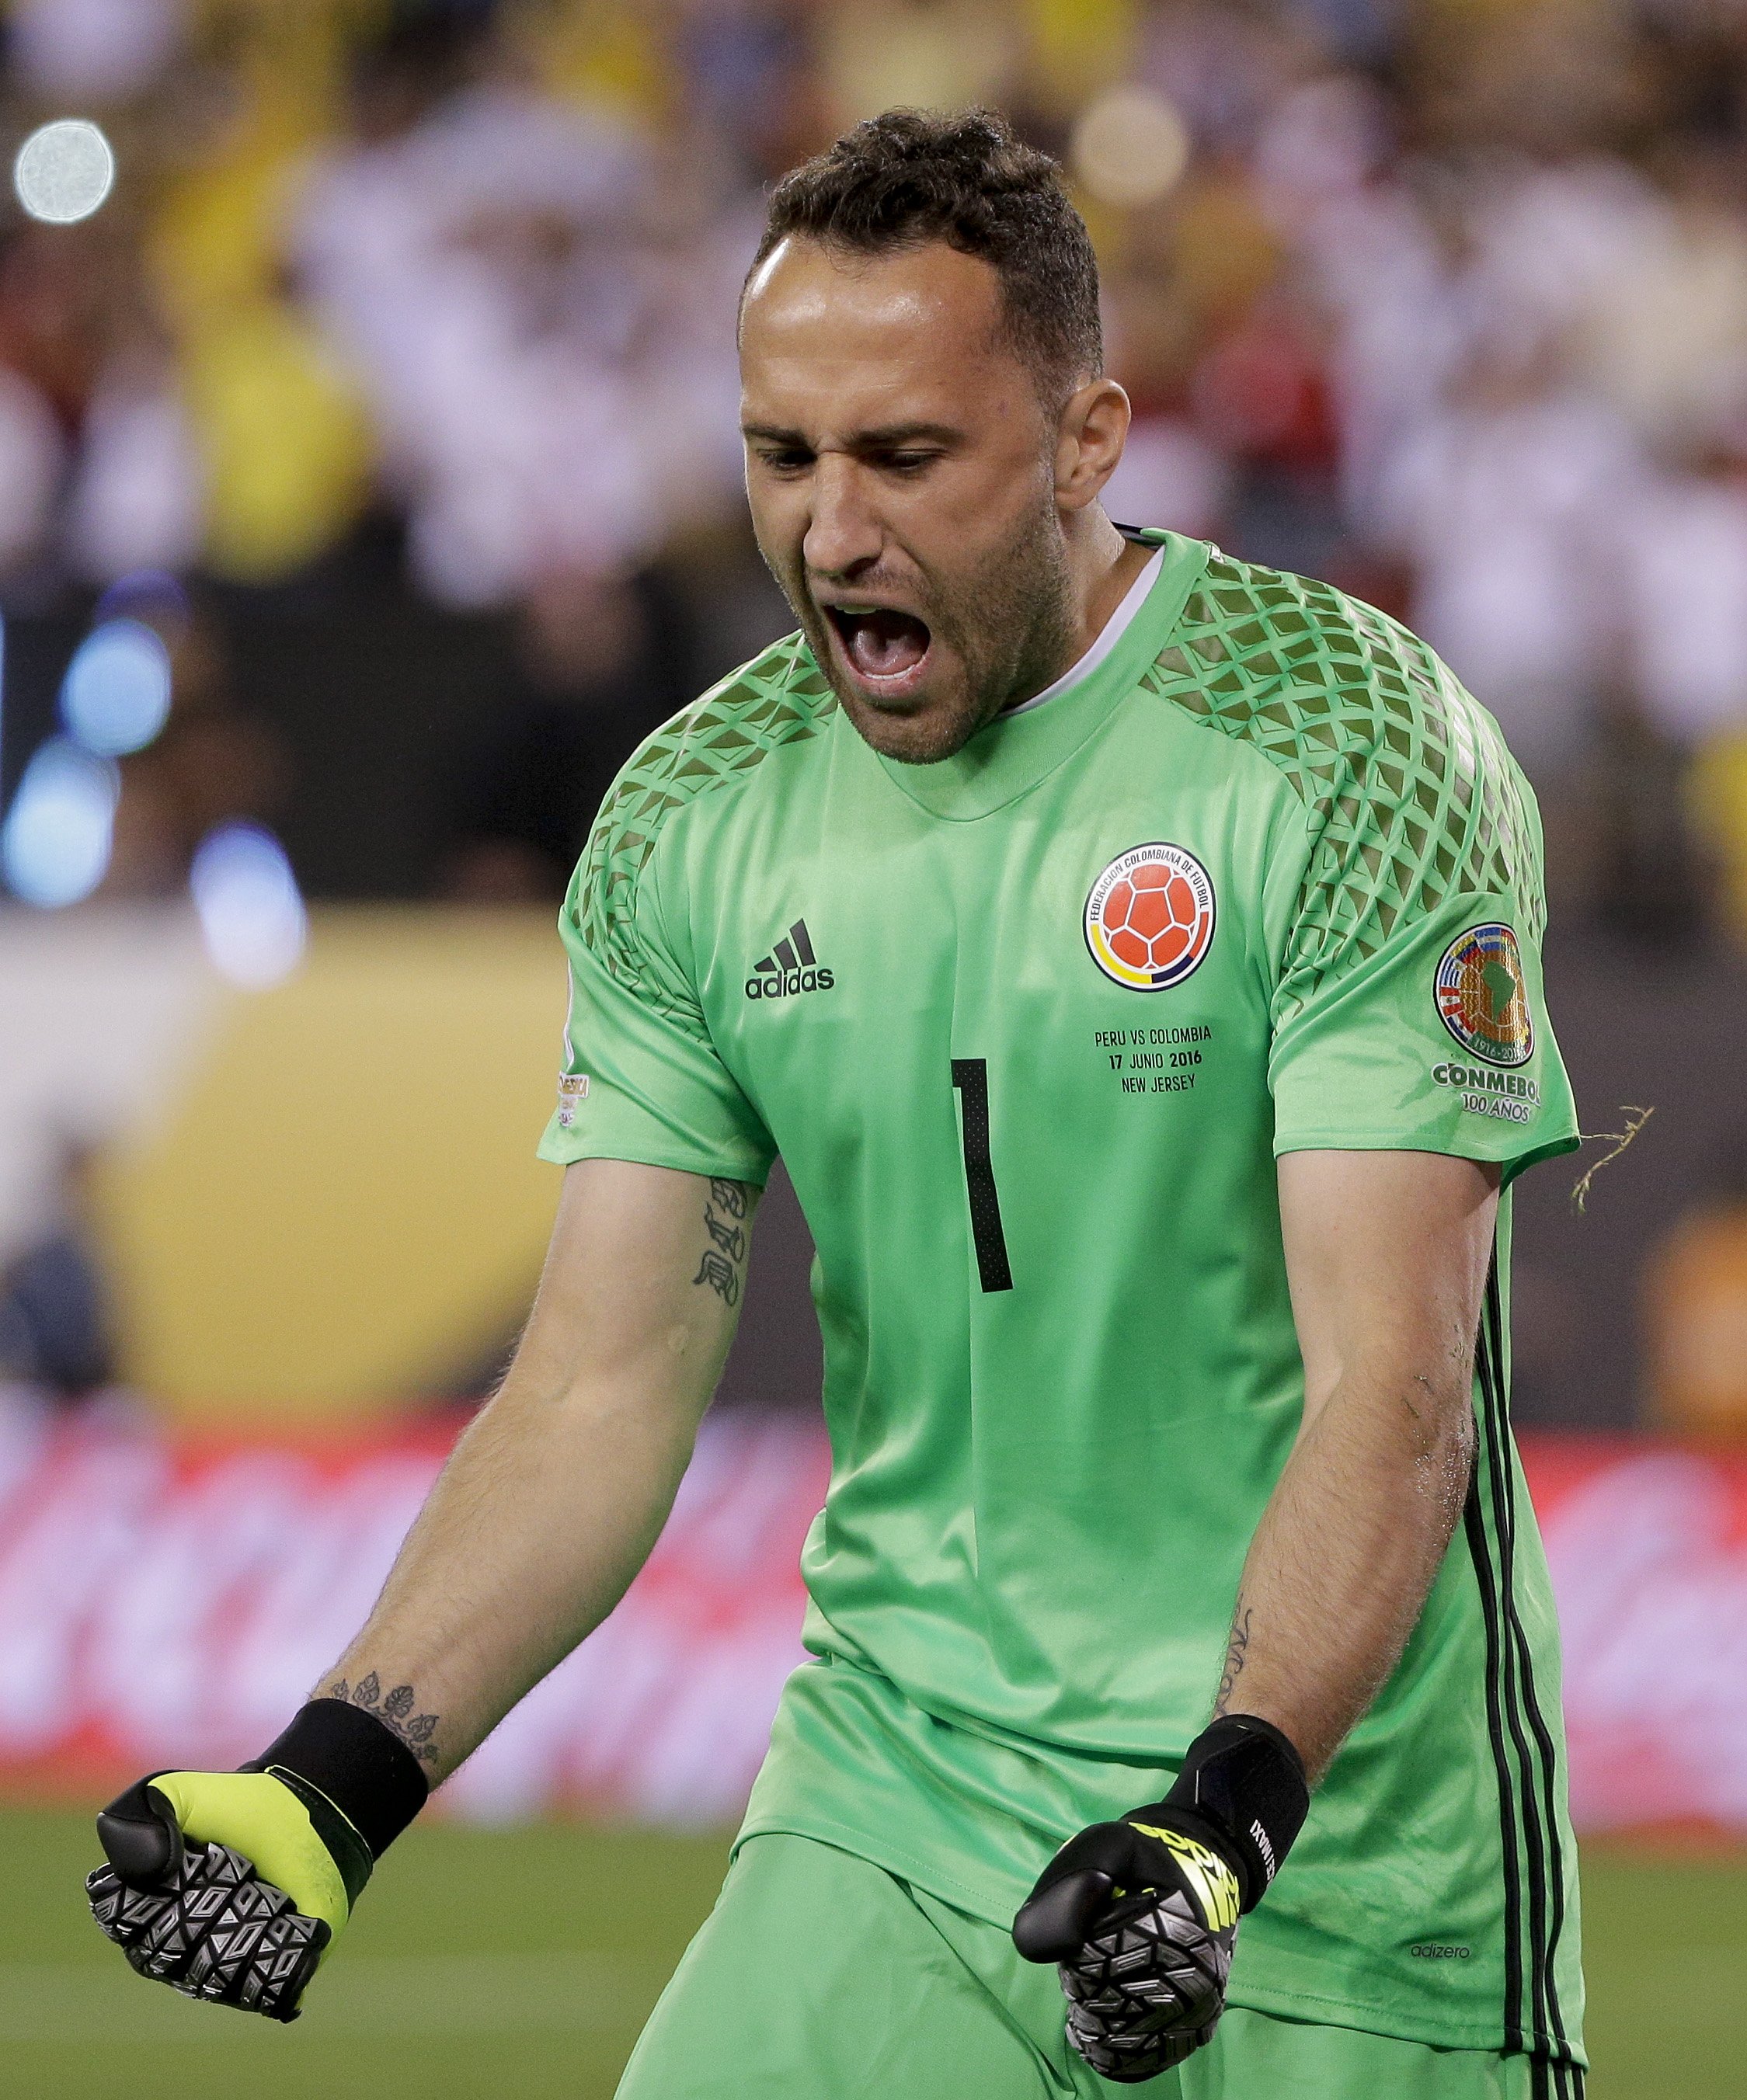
[3,0,1747,925]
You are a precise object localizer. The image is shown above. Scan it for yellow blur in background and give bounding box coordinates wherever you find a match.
[89,909,562,1420]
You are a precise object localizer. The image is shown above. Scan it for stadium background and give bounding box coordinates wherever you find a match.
[0,0,1745,2092]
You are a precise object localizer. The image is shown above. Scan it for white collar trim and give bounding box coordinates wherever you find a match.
[1002,547,1165,718]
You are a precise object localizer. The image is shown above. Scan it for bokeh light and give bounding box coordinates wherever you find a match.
[190,822,308,988]
[1070,85,1190,210]
[60,617,172,757]
[12,117,116,224]
[0,737,118,906]
[96,568,190,631]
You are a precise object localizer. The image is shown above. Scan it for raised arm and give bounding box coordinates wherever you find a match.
[1216,1146,1499,1782]
[87,1156,757,2018]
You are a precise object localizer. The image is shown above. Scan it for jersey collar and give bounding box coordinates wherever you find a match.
[1001,544,1164,718]
[853,529,1209,822]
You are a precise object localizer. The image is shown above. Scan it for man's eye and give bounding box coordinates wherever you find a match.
[758,449,812,473]
[882,452,936,474]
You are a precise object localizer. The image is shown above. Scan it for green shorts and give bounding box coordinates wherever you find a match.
[618,1834,1561,2098]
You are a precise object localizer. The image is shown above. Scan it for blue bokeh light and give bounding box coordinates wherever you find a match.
[61,618,173,759]
[0,739,119,906]
[190,822,307,988]
[95,571,190,630]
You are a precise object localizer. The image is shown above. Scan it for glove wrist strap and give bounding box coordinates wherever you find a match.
[1161,1714,1309,1913]
[245,1698,430,1861]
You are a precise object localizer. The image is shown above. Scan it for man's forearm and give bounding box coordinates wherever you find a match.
[1213,1359,1474,1785]
[307,1160,753,1785]
[311,1369,700,1782]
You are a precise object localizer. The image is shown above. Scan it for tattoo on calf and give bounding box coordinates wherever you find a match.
[694,1180,750,1306]
[322,1671,441,1764]
[1213,1603,1253,1717]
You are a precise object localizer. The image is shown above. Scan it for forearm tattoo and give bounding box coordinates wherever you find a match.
[694,1178,750,1306]
[322,1671,441,1766]
[1213,1601,1252,1717]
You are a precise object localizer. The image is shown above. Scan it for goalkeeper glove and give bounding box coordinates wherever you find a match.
[1012,1716,1308,2084]
[86,1695,430,2022]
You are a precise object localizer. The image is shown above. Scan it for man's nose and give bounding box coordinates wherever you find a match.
[802,457,882,579]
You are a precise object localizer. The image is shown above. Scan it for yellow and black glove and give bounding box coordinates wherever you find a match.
[1012,1716,1308,2083]
[86,1697,430,2022]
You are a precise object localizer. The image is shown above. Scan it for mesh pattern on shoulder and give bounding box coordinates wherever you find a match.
[576,636,837,1024]
[1137,554,1543,1019]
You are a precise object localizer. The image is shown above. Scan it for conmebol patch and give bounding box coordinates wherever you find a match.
[1435,923,1533,1068]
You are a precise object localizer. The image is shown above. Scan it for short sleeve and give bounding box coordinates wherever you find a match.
[537,796,775,1185]
[1268,665,1579,1184]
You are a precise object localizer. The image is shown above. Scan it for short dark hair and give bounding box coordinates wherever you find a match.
[750,108,1102,401]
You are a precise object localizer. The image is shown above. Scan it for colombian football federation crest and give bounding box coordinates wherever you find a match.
[1436,923,1533,1066]
[1085,843,1216,991]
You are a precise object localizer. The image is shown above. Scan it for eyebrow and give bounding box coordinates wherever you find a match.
[740,421,965,450]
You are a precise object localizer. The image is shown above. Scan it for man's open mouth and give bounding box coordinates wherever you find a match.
[823,604,934,694]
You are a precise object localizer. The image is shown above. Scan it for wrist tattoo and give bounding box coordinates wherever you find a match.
[694,1180,750,1305]
[322,1672,441,1765]
[1213,1604,1252,1717]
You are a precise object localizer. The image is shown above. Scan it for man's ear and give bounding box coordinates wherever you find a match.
[1055,377,1132,513]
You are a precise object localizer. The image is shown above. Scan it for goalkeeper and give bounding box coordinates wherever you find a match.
[90,110,1587,2097]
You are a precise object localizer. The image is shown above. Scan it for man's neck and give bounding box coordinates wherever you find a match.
[1004,516,1155,713]
[1074,518,1155,661]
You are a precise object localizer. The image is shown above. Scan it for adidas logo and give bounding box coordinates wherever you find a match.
[745,919,834,1000]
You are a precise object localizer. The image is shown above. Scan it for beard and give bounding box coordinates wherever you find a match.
[767,494,1078,765]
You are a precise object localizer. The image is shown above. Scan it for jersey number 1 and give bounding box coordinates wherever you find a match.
[951,1059,1014,1293]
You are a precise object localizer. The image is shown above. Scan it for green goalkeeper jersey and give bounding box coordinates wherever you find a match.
[539,531,1585,2069]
